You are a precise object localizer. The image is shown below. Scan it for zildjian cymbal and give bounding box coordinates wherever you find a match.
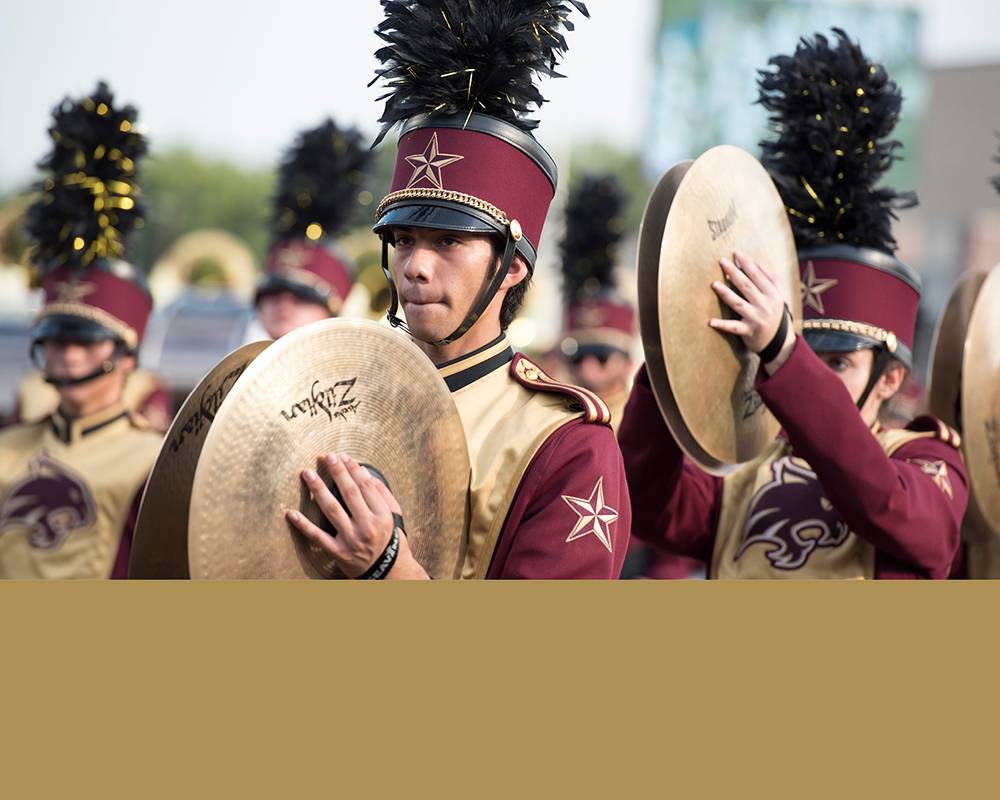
[129,340,272,578]
[637,145,801,475]
[187,317,470,579]
[961,264,1000,541]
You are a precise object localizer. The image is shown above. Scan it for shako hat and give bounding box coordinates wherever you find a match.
[25,81,153,385]
[758,28,920,382]
[559,173,635,359]
[257,118,374,315]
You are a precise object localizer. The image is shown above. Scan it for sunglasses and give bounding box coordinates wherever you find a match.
[570,351,612,366]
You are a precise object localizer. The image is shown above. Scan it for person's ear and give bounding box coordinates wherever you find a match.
[500,253,529,291]
[878,363,906,401]
[119,353,137,376]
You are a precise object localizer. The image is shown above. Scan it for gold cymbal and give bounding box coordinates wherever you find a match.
[639,146,800,474]
[129,340,271,578]
[961,264,1000,538]
[927,269,988,429]
[187,318,470,579]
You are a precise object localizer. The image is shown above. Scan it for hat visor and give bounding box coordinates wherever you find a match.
[374,201,537,265]
[803,329,880,355]
[573,342,628,360]
[375,202,498,236]
[31,313,118,346]
[803,329,912,368]
[254,274,330,310]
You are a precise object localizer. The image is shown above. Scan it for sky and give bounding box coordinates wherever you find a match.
[2,0,999,190]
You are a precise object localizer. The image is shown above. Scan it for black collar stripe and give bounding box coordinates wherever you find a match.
[444,346,514,393]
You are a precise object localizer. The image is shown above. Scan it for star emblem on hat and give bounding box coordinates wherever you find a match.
[404,132,464,190]
[53,281,96,304]
[562,476,618,553]
[275,245,310,271]
[800,261,839,314]
[908,458,954,501]
[577,305,606,328]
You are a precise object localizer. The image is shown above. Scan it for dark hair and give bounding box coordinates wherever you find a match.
[490,237,531,331]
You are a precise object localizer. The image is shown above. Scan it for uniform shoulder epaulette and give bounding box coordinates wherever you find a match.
[126,410,161,435]
[510,354,611,426]
[904,415,962,450]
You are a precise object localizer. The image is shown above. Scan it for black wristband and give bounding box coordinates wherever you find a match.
[759,304,791,365]
[358,527,401,580]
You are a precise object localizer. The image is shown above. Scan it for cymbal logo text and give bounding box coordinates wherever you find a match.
[707,199,737,241]
[280,378,360,424]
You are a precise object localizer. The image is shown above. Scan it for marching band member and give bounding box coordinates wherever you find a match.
[559,174,637,433]
[0,83,162,579]
[558,173,700,578]
[287,0,632,579]
[255,119,373,339]
[618,29,968,579]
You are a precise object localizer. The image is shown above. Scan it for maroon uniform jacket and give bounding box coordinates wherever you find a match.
[619,337,968,579]
[441,335,631,579]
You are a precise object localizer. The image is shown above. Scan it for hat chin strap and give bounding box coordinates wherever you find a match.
[380,225,520,347]
[33,343,127,388]
[855,345,895,412]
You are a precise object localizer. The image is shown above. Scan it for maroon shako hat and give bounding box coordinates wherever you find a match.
[258,119,373,315]
[371,0,589,345]
[758,28,920,382]
[24,82,154,386]
[559,174,636,359]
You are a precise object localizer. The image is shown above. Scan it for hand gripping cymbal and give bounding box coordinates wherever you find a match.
[637,145,800,474]
[187,318,470,579]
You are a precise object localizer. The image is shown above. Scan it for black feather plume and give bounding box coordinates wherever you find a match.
[271,119,373,243]
[371,0,589,145]
[24,81,147,274]
[561,174,627,301]
[757,28,916,254]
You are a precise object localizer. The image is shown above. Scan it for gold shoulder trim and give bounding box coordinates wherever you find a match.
[880,415,962,456]
[511,355,611,425]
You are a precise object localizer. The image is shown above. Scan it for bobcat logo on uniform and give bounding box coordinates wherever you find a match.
[0,454,96,549]
[734,456,850,570]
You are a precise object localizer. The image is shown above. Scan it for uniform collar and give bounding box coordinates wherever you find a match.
[50,402,130,445]
[437,334,514,393]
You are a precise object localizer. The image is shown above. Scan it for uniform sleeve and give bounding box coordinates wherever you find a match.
[110,481,146,579]
[758,337,969,578]
[617,366,722,562]
[488,419,631,579]
[137,387,174,433]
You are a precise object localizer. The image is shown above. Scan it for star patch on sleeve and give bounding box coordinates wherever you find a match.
[907,458,954,500]
[562,476,618,553]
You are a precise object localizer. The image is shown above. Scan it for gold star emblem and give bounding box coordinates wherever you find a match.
[562,476,618,553]
[404,133,464,190]
[53,281,96,304]
[909,459,954,500]
[800,261,839,314]
[577,305,606,328]
[275,246,310,271]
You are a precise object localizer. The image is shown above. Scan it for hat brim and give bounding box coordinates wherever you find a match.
[254,275,331,311]
[374,201,537,265]
[31,314,119,346]
[803,329,911,368]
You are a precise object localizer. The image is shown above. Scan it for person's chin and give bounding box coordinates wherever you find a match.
[403,302,451,342]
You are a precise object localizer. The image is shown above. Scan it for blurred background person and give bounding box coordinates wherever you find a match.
[0,83,162,579]
[254,118,374,339]
[558,173,701,578]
